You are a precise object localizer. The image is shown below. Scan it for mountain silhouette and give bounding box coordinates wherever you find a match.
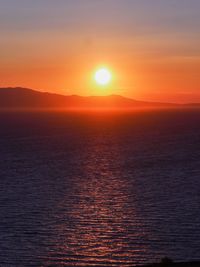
[0,87,198,110]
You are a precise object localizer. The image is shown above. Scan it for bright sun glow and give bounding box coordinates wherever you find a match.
[95,68,112,86]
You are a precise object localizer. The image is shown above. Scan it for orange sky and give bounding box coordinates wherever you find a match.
[0,0,200,103]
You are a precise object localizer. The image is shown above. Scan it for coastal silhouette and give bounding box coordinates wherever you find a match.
[0,87,199,110]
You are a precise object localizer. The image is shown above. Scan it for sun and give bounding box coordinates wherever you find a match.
[95,68,112,86]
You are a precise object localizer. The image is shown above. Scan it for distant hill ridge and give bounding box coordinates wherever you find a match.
[0,87,199,110]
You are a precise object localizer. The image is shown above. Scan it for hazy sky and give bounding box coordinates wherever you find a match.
[0,0,199,102]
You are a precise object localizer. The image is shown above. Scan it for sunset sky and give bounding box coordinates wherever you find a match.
[0,0,199,103]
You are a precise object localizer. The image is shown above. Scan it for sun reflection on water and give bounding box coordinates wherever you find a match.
[43,133,150,266]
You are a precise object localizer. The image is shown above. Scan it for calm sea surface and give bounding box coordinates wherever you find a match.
[0,110,200,266]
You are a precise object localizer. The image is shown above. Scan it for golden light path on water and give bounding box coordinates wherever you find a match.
[41,127,152,266]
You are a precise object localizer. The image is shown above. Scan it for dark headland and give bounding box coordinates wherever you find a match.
[0,87,199,110]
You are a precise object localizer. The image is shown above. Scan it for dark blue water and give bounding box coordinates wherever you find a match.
[0,110,200,266]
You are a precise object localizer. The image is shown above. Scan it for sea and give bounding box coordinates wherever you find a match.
[0,109,200,266]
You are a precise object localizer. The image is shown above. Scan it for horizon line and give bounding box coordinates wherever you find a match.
[1,86,200,106]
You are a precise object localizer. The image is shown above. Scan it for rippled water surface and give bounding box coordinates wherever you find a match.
[0,110,200,266]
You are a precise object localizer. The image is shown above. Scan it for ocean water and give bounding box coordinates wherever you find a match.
[0,110,200,266]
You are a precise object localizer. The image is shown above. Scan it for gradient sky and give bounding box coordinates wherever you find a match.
[0,0,199,102]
